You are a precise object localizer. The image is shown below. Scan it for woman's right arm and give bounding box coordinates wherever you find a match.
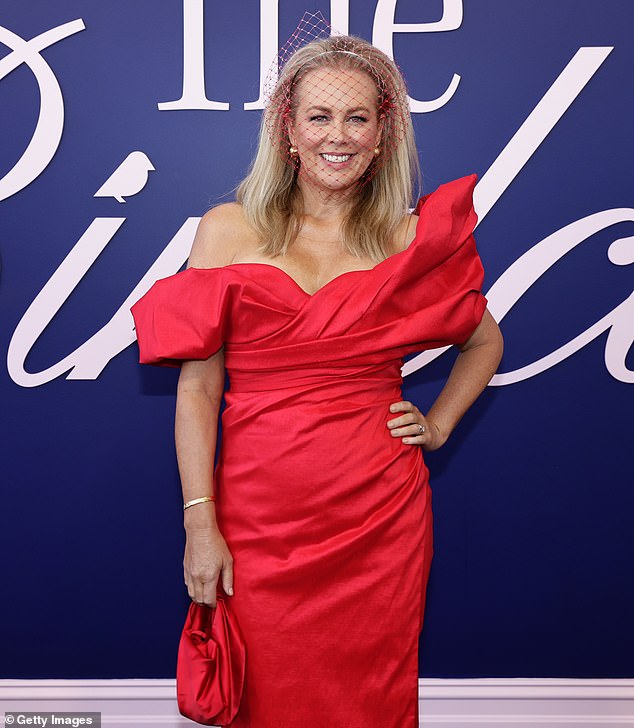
[177,354,233,608]
[177,204,243,607]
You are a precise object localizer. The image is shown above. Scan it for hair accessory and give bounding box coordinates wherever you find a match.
[261,11,411,188]
[177,594,246,725]
[183,495,216,510]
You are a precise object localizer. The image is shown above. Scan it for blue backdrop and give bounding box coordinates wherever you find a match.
[1,0,632,679]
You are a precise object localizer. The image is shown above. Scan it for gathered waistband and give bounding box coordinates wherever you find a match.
[226,358,403,395]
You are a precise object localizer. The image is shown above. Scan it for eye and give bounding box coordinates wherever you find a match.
[348,115,368,123]
[309,114,329,122]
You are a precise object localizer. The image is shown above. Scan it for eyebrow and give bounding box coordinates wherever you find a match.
[306,105,371,114]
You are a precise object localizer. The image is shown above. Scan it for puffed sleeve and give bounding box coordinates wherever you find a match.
[354,173,488,354]
[130,268,229,367]
[406,173,487,348]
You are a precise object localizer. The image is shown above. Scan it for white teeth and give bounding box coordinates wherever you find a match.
[321,153,351,163]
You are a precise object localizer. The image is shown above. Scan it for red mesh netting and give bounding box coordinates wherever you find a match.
[262,11,412,195]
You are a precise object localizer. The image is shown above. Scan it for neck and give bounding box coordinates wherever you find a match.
[296,178,357,223]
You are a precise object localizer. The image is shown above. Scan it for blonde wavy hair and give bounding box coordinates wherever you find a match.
[236,34,420,262]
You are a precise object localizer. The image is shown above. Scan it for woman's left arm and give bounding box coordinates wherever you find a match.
[387,308,504,450]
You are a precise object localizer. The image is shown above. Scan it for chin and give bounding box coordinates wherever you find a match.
[302,167,368,192]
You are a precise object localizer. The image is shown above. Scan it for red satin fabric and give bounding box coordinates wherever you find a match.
[132,174,487,727]
[177,596,246,725]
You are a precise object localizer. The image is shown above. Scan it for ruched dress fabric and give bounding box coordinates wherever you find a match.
[131,174,487,728]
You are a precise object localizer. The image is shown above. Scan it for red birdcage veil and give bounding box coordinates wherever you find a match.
[262,11,412,194]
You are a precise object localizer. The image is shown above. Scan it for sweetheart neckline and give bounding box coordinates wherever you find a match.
[214,261,382,297]
[189,209,425,298]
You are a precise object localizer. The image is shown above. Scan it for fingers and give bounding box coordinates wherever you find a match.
[222,559,234,597]
[387,400,427,446]
[186,569,219,607]
[185,570,216,607]
[202,579,217,607]
[184,536,235,608]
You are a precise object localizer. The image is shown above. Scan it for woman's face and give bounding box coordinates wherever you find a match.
[289,66,382,193]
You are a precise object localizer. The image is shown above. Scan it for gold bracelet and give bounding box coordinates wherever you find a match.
[183,495,216,510]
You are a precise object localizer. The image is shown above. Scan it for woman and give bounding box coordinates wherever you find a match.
[132,31,503,728]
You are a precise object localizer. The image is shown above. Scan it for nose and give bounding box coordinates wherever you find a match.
[327,118,350,146]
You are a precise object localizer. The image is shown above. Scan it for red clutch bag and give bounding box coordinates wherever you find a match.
[176,595,247,726]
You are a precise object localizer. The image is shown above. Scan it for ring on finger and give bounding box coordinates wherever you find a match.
[417,424,426,435]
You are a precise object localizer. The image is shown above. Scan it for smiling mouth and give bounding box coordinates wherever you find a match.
[320,153,354,163]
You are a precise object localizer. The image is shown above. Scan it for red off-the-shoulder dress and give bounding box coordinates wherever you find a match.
[131,174,487,727]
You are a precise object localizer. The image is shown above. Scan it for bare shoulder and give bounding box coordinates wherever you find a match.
[187,202,258,269]
[392,212,419,254]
